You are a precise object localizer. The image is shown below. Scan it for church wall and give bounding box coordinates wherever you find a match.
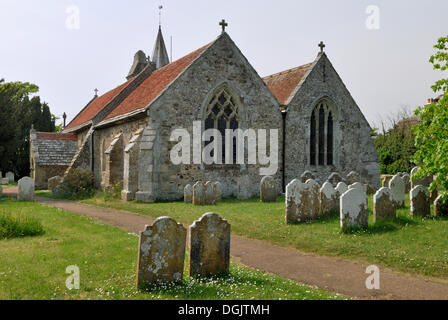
[92,117,148,189]
[145,34,283,201]
[285,54,379,188]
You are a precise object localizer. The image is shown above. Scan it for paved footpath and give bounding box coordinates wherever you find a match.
[5,187,448,300]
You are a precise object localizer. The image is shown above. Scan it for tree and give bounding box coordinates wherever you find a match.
[0,80,55,177]
[412,35,448,197]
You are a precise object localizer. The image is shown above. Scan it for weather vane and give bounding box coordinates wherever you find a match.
[159,5,163,26]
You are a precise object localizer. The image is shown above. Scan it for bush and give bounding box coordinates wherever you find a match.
[59,169,95,199]
[0,212,44,239]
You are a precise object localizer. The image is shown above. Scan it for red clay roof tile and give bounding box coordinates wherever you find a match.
[104,42,212,121]
[263,63,313,105]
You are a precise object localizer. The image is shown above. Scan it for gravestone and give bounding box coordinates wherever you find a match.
[260,176,277,202]
[349,182,367,193]
[214,182,222,202]
[193,181,205,206]
[373,187,396,222]
[137,217,187,287]
[237,175,251,200]
[320,182,339,216]
[365,184,376,195]
[389,175,405,208]
[17,177,35,202]
[306,179,321,220]
[402,173,411,193]
[189,213,230,277]
[0,186,3,197]
[285,179,319,223]
[410,185,430,218]
[340,188,368,230]
[434,195,448,217]
[430,189,438,204]
[301,171,315,183]
[327,172,343,187]
[335,182,348,196]
[410,166,433,190]
[204,181,216,205]
[381,175,393,188]
[48,176,63,193]
[184,184,193,203]
[0,178,8,185]
[5,172,14,183]
[346,171,360,185]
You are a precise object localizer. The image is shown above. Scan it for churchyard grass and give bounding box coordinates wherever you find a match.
[0,198,344,300]
[62,193,448,280]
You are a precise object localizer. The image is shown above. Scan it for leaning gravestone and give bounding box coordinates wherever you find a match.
[204,181,216,205]
[402,173,411,193]
[17,177,35,202]
[214,182,222,202]
[193,181,205,206]
[340,188,368,230]
[300,171,315,183]
[320,182,339,216]
[5,172,14,183]
[137,217,187,288]
[389,175,405,208]
[260,176,277,202]
[410,185,430,218]
[184,184,193,203]
[237,175,251,200]
[189,213,230,277]
[373,187,396,223]
[335,182,348,196]
[327,172,343,187]
[285,179,311,223]
[346,171,360,185]
[434,195,448,217]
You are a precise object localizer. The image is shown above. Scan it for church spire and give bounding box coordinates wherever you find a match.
[152,25,170,69]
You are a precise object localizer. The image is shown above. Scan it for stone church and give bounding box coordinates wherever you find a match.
[30,21,379,200]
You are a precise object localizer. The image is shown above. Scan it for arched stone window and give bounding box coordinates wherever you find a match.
[204,87,239,164]
[310,100,334,166]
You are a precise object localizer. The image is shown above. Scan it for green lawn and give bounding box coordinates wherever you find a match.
[56,193,448,280]
[0,197,344,300]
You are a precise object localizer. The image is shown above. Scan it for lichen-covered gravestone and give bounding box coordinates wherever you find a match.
[434,195,448,217]
[184,184,193,203]
[189,213,230,277]
[410,185,430,218]
[204,181,216,205]
[319,182,339,216]
[402,173,411,193]
[381,175,393,188]
[327,172,343,187]
[373,187,396,222]
[335,182,348,196]
[260,176,277,202]
[193,181,205,206]
[5,172,14,183]
[237,175,251,200]
[300,171,315,183]
[214,182,222,202]
[306,179,321,220]
[346,171,360,185]
[285,179,319,223]
[389,175,405,208]
[17,177,35,202]
[340,188,368,230]
[136,217,186,288]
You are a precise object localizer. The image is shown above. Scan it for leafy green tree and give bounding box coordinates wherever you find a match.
[0,80,55,177]
[413,35,448,196]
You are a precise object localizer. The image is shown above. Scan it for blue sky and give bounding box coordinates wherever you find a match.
[1,0,447,127]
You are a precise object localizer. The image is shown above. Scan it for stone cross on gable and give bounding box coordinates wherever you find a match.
[94,88,99,96]
[219,19,228,33]
[319,41,326,53]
